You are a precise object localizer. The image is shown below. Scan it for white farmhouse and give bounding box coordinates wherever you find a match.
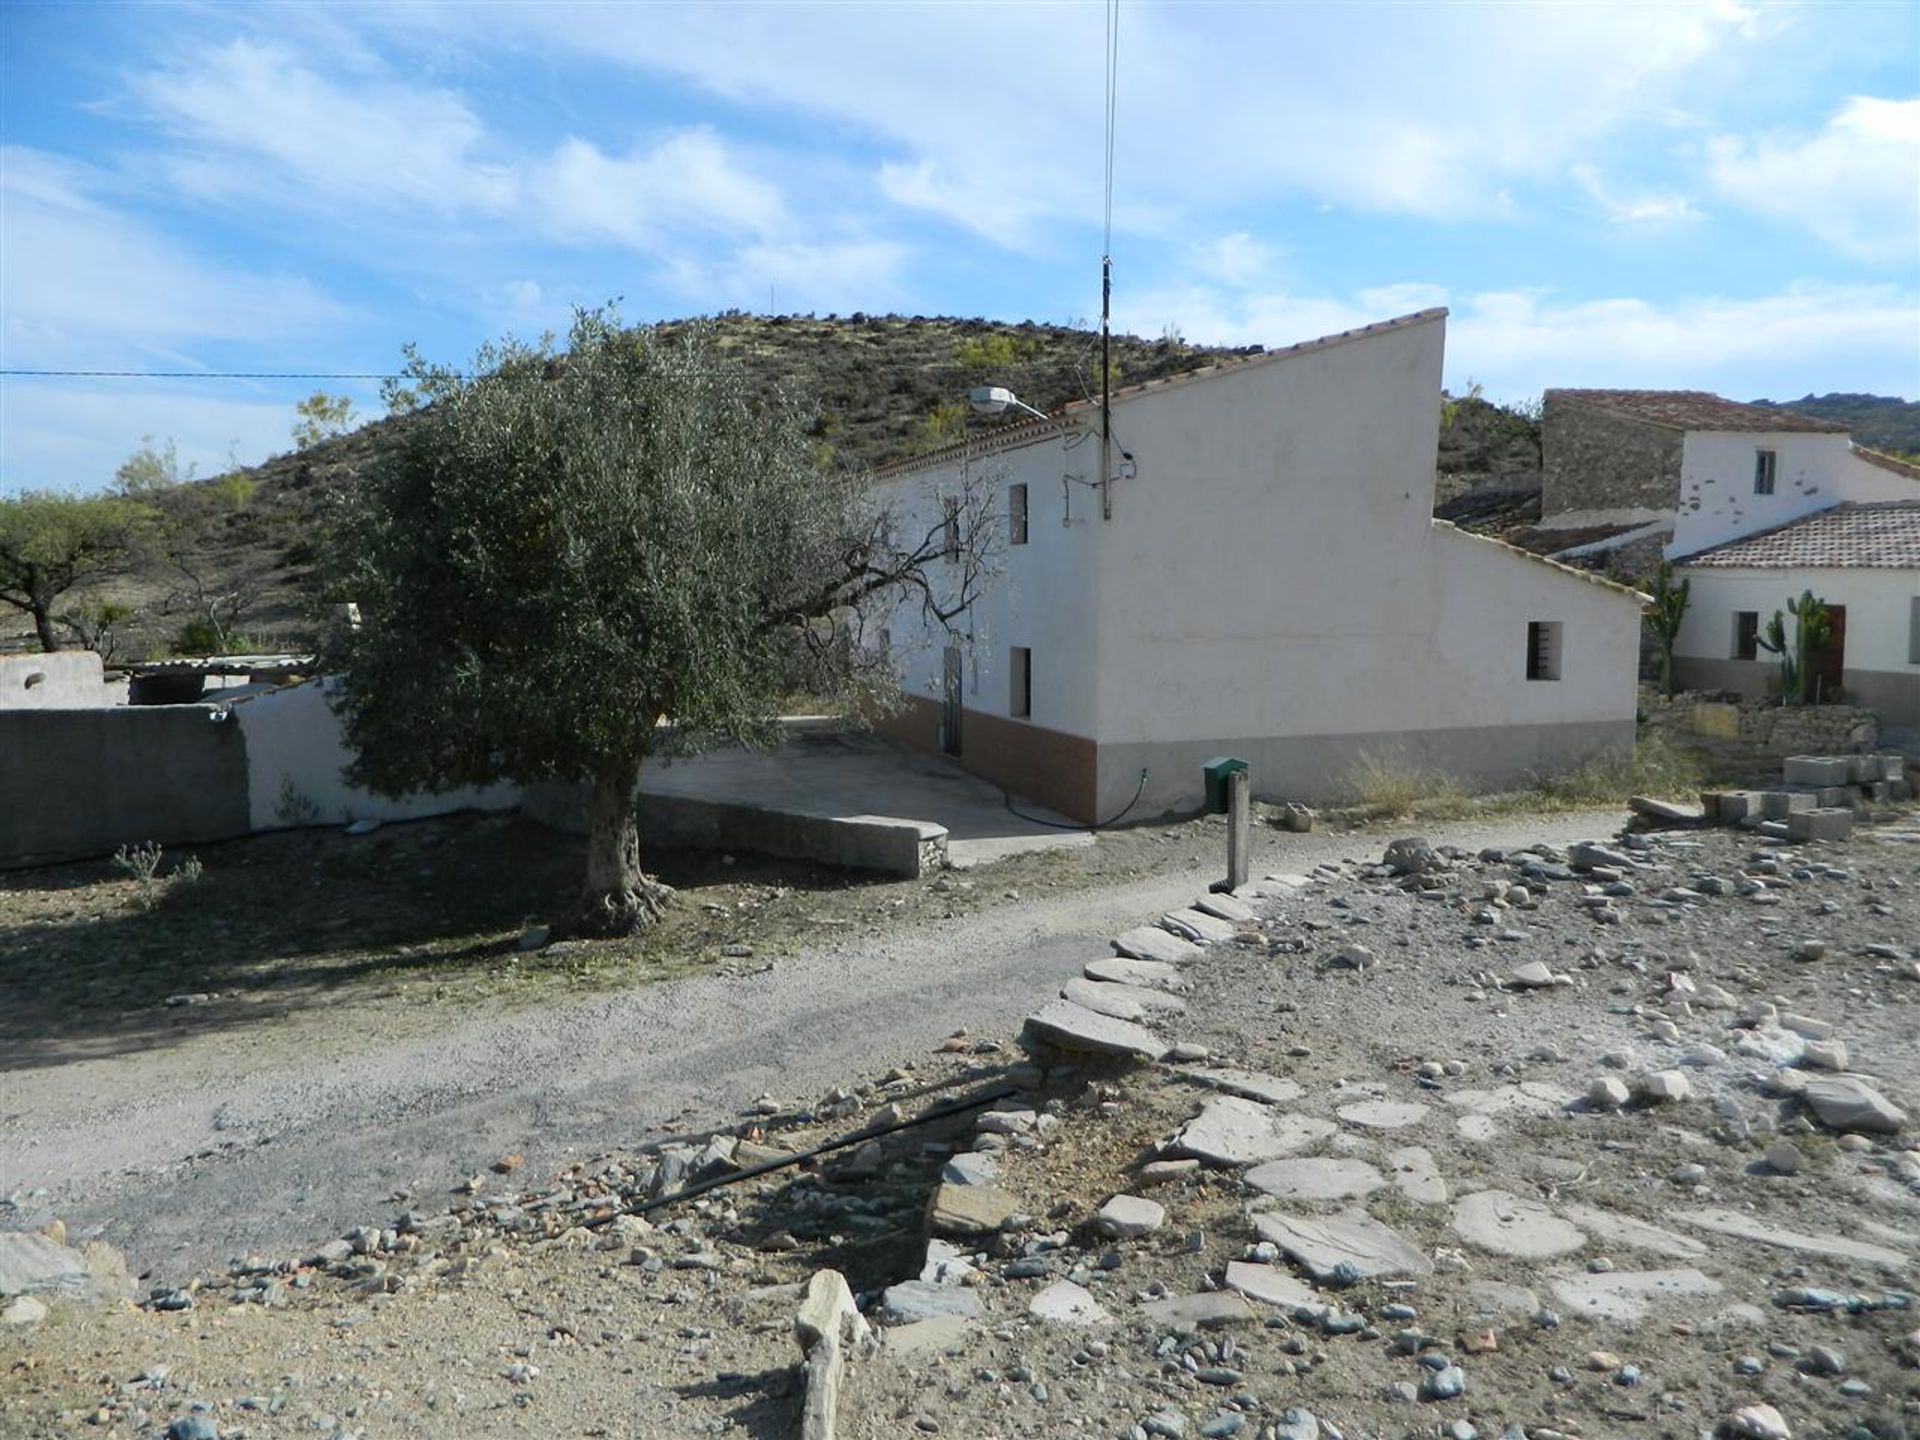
[1669,500,1920,723]
[867,309,1647,823]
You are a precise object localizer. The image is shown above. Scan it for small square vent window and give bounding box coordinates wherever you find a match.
[1526,621,1562,682]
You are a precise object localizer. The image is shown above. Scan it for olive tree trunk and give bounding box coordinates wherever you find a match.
[577,756,673,936]
[32,605,62,653]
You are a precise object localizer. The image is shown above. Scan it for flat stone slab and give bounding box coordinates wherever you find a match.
[1243,1157,1387,1202]
[1024,1001,1170,1061]
[1061,976,1185,1022]
[1188,1068,1305,1106]
[1802,1075,1907,1133]
[1451,1190,1587,1259]
[1672,1208,1913,1271]
[1193,892,1256,924]
[1112,927,1204,965]
[1446,1082,1575,1139]
[1558,1204,1708,1261]
[1140,1290,1257,1329]
[880,1280,981,1324]
[928,1183,1017,1236]
[1336,1100,1429,1130]
[1029,1279,1112,1324]
[1251,1209,1432,1282]
[941,1152,1001,1187]
[1083,956,1188,992]
[1095,1194,1165,1238]
[1386,1146,1448,1206]
[1223,1261,1328,1316]
[1161,908,1239,944]
[883,1314,975,1356]
[1548,1268,1722,1323]
[1170,1096,1335,1166]
[0,1234,88,1299]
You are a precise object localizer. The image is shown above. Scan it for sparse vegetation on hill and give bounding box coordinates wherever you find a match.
[1756,392,1920,456]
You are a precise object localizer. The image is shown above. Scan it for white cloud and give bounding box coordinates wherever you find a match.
[129,40,786,253]
[1708,96,1920,262]
[661,240,913,316]
[1194,233,1273,286]
[503,279,543,308]
[0,146,355,368]
[1569,163,1703,225]
[1116,278,1918,402]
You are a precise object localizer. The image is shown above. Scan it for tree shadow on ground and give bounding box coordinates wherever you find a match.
[672,1367,799,1440]
[0,811,882,1070]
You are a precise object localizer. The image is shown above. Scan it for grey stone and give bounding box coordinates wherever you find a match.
[1222,1261,1328,1316]
[880,1281,981,1324]
[1557,1204,1707,1261]
[942,1152,1002,1187]
[1548,1268,1721,1322]
[1140,1290,1256,1328]
[1451,1190,1586,1259]
[1188,1068,1305,1105]
[2,1295,48,1326]
[1336,1100,1429,1130]
[1193,892,1255,924]
[1170,1096,1335,1166]
[1095,1195,1165,1238]
[1162,908,1238,944]
[1783,755,1850,785]
[1384,837,1438,874]
[1023,1001,1170,1061]
[1083,957,1188,992]
[1242,1157,1387,1202]
[928,1183,1017,1236]
[1062,976,1186,1022]
[1672,1208,1912,1270]
[1506,960,1559,989]
[1112,927,1204,965]
[1028,1279,1111,1324]
[1251,1209,1432,1282]
[1802,1075,1905,1133]
[1636,1069,1691,1104]
[1419,1364,1466,1400]
[1386,1146,1448,1205]
[0,1233,87,1299]
[166,1420,220,1440]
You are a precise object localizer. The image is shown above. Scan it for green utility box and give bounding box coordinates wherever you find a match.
[1201,756,1248,814]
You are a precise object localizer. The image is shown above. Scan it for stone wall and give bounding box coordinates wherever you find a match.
[1639,686,1880,754]
[1542,395,1683,518]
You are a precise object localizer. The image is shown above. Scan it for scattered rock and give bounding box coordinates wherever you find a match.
[1451,1191,1586,1259]
[1028,1279,1112,1324]
[1095,1194,1165,1238]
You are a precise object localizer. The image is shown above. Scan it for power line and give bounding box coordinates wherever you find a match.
[1,369,406,380]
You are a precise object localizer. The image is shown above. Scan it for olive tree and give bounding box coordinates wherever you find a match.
[325,310,996,935]
[0,491,150,652]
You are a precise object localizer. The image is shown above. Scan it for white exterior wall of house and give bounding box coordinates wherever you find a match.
[1672,566,1920,723]
[872,311,1645,820]
[1671,433,1919,557]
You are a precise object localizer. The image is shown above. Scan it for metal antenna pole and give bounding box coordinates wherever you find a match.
[1101,254,1112,521]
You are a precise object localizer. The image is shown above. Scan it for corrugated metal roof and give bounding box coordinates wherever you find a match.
[1546,389,1847,434]
[870,308,1450,480]
[1674,500,1920,570]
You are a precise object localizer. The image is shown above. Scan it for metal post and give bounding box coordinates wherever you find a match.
[1225,768,1250,892]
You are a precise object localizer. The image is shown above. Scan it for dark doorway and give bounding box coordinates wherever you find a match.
[941,646,963,755]
[1812,604,1846,702]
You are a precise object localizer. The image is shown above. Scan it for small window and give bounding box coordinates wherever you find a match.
[1909,596,1920,665]
[1754,449,1776,496]
[1733,610,1759,661]
[1526,621,1562,681]
[1010,646,1031,718]
[942,497,960,562]
[1008,483,1028,545]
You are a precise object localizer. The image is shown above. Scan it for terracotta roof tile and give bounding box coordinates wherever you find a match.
[1674,501,1920,570]
[1546,389,1847,434]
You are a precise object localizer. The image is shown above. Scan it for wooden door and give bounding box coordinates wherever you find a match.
[941,646,963,755]
[1812,605,1846,702]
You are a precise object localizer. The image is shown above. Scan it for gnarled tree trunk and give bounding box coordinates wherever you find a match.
[32,604,61,653]
[576,755,674,936]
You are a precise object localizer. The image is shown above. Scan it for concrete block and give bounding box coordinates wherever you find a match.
[1703,791,1755,823]
[1891,779,1914,802]
[1757,820,1790,840]
[1877,754,1909,781]
[1814,786,1850,806]
[1760,790,1817,820]
[1786,807,1853,843]
[1869,782,1892,802]
[1846,754,1876,783]
[1783,756,1851,787]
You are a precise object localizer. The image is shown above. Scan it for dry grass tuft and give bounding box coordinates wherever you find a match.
[1344,750,1465,820]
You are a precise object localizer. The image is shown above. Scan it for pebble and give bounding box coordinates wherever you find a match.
[1419,1364,1467,1400]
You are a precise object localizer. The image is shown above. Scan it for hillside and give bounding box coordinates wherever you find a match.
[4,313,1536,660]
[1757,392,1920,455]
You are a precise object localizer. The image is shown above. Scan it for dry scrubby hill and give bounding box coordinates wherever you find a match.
[12,314,1542,660]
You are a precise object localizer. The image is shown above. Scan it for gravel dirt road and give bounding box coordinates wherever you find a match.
[3,811,1627,1286]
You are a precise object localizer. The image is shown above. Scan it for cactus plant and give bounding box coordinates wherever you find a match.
[1645,560,1690,697]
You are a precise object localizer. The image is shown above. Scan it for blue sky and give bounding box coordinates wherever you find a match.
[3,0,1916,493]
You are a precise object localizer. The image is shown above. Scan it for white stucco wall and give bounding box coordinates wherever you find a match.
[1675,567,1920,674]
[871,435,1107,739]
[231,679,518,831]
[1671,434,1920,557]
[0,650,116,709]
